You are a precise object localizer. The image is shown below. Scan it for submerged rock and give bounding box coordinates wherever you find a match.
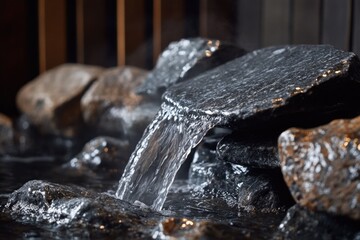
[4,180,158,237]
[64,136,131,177]
[189,135,293,211]
[81,67,159,142]
[236,169,294,212]
[153,217,250,240]
[278,116,360,220]
[164,45,360,130]
[17,64,103,137]
[274,204,360,239]
[137,38,246,95]
[0,113,14,155]
[189,138,245,208]
[217,132,279,168]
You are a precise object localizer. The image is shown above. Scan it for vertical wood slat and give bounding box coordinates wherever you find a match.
[237,0,262,51]
[38,0,67,72]
[161,0,185,49]
[76,0,117,67]
[122,0,151,68]
[199,0,237,42]
[262,0,291,47]
[292,0,321,44]
[153,0,187,63]
[76,0,84,63]
[322,0,352,50]
[153,0,162,63]
[352,0,360,55]
[199,0,208,37]
[0,0,38,114]
[117,0,125,66]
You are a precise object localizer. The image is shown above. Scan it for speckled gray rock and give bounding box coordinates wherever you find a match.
[64,136,131,177]
[137,38,246,95]
[164,45,360,130]
[4,180,159,237]
[17,64,103,137]
[274,205,360,239]
[81,67,159,142]
[278,116,360,220]
[217,132,279,168]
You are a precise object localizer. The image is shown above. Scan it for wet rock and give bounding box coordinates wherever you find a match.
[153,217,250,240]
[0,113,14,155]
[188,135,246,208]
[236,169,294,212]
[137,38,246,95]
[17,64,103,137]
[164,45,360,131]
[4,180,158,237]
[278,116,360,220]
[189,135,293,211]
[64,136,131,177]
[81,67,159,142]
[217,131,280,168]
[274,204,360,239]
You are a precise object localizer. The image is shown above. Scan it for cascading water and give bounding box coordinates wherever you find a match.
[116,102,220,211]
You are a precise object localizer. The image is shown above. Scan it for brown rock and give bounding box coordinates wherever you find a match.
[81,66,159,142]
[278,116,360,220]
[16,64,103,137]
[0,113,14,154]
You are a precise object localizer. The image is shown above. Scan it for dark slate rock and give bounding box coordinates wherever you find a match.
[164,45,360,130]
[137,38,246,95]
[189,140,244,208]
[64,136,131,177]
[188,135,293,211]
[278,116,360,220]
[16,64,103,137]
[236,169,294,212]
[4,180,159,237]
[274,204,360,239]
[216,131,280,169]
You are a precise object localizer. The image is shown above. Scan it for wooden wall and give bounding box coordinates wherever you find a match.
[0,0,359,115]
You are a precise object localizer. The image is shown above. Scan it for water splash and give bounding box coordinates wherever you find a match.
[116,103,220,211]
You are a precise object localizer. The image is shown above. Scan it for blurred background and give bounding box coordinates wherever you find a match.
[0,0,359,116]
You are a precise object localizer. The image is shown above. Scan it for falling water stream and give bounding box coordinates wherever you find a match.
[116,102,220,211]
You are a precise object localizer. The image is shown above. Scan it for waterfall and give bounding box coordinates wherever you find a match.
[116,103,219,211]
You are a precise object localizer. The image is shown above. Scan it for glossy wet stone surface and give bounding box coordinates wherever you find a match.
[3,180,159,238]
[164,45,360,129]
[17,64,103,137]
[217,132,279,168]
[81,66,159,142]
[274,205,360,239]
[278,116,360,220]
[63,136,131,178]
[188,135,294,212]
[137,38,246,95]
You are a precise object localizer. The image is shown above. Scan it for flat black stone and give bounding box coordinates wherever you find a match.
[137,38,246,95]
[216,132,280,169]
[164,45,360,130]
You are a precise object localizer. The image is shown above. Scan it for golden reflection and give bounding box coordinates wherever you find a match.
[205,50,212,57]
